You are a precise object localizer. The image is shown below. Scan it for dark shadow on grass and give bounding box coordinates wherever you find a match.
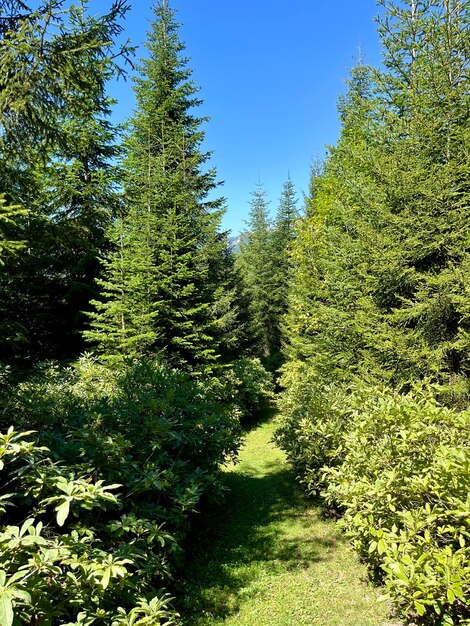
[175,463,338,625]
[239,401,277,433]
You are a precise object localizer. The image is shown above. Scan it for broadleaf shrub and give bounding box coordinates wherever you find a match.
[0,357,243,625]
[201,357,274,424]
[276,379,470,624]
[274,361,350,491]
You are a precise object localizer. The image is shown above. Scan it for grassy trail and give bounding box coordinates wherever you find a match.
[179,417,397,626]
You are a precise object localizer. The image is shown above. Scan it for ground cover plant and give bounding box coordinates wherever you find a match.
[179,417,396,626]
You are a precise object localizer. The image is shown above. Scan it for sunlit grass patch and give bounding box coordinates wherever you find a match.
[178,419,399,626]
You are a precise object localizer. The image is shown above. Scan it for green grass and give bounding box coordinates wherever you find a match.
[177,416,399,626]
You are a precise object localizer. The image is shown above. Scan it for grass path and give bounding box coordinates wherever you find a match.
[178,417,397,626]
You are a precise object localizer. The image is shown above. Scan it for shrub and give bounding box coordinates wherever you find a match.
[0,427,178,626]
[0,358,242,625]
[274,361,350,491]
[229,357,274,421]
[202,357,274,424]
[323,388,470,625]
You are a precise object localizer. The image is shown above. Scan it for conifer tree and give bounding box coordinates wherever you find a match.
[281,61,381,384]
[270,177,299,363]
[282,0,470,400]
[85,216,159,359]
[236,183,275,360]
[0,0,130,362]
[370,0,470,393]
[87,0,233,368]
[0,0,130,151]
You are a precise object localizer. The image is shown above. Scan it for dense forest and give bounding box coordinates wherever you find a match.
[0,0,468,625]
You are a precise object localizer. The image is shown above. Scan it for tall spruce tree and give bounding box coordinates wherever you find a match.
[236,183,276,360]
[86,0,233,368]
[270,177,299,365]
[0,0,130,362]
[370,0,470,395]
[282,0,470,401]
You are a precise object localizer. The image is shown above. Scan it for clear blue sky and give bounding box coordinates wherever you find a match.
[103,0,383,234]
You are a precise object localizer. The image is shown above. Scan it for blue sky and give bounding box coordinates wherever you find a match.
[103,0,383,234]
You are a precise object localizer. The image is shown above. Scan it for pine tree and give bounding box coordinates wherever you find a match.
[87,0,233,368]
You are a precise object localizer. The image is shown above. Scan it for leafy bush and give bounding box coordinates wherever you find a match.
[0,358,242,625]
[274,361,350,491]
[202,357,274,423]
[0,427,177,626]
[276,376,470,624]
[229,358,274,421]
[322,388,470,625]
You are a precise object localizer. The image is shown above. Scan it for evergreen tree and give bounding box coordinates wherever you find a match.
[85,216,159,359]
[0,194,27,262]
[236,183,275,360]
[270,177,299,364]
[0,1,129,362]
[0,0,130,151]
[370,0,470,394]
[282,0,470,401]
[86,0,234,368]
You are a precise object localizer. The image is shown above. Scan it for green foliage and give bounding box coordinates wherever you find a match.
[0,1,131,363]
[85,218,160,361]
[235,184,275,360]
[219,358,274,423]
[86,0,235,369]
[282,0,470,394]
[274,363,350,492]
[323,388,470,625]
[0,0,131,149]
[0,357,242,624]
[0,427,146,625]
[0,194,28,263]
[278,7,470,622]
[277,382,470,624]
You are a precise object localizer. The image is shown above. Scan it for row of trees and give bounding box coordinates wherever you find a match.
[0,0,299,375]
[276,1,470,623]
[235,179,299,370]
[6,0,468,623]
[0,0,264,425]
